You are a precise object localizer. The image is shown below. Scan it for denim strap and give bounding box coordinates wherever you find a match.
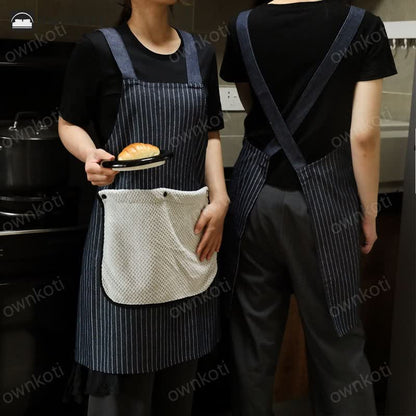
[99,28,137,79]
[236,6,365,166]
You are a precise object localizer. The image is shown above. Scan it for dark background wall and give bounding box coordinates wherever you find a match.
[386,60,416,416]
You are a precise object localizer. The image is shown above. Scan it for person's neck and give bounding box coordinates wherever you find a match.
[128,1,172,44]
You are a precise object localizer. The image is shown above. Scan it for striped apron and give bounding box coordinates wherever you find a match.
[75,28,220,374]
[224,6,365,337]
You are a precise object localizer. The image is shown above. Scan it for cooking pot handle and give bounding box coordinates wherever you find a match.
[9,111,42,131]
[0,210,30,217]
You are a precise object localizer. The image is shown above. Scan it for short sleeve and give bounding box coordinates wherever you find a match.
[220,19,249,83]
[59,36,100,128]
[358,16,397,81]
[205,45,224,131]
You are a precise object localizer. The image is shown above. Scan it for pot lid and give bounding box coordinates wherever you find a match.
[0,112,58,140]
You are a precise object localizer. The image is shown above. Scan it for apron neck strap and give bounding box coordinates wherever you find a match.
[99,28,137,79]
[236,6,365,166]
[179,30,203,85]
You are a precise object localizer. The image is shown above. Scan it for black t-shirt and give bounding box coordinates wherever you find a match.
[60,24,224,146]
[220,1,397,189]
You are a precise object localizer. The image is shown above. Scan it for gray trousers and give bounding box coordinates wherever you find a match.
[88,360,198,416]
[231,185,377,416]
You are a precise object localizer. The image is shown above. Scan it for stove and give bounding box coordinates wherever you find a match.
[0,188,79,233]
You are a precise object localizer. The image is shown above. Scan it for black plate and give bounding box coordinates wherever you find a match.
[101,150,173,170]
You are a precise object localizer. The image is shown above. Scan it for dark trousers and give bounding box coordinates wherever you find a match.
[88,360,198,416]
[231,185,377,416]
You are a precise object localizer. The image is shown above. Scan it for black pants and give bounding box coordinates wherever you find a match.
[231,185,377,416]
[88,360,198,416]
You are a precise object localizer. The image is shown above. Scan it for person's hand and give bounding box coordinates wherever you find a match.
[361,215,377,254]
[194,200,229,261]
[85,149,118,186]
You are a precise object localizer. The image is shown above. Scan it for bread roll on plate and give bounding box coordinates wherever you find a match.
[118,143,160,161]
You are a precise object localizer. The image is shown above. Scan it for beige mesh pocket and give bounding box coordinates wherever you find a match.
[99,187,217,305]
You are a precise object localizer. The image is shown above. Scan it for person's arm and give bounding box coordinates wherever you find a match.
[195,131,230,261]
[350,79,383,254]
[236,82,253,114]
[58,35,118,187]
[58,117,118,187]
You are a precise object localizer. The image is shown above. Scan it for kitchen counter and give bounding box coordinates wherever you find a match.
[220,116,410,193]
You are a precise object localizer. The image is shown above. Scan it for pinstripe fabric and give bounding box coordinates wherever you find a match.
[222,140,269,299]
[75,29,220,374]
[297,141,361,335]
[227,140,269,239]
[225,7,365,336]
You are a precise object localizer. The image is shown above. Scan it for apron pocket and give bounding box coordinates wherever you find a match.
[99,186,217,305]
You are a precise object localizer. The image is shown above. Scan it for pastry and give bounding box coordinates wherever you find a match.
[118,143,160,161]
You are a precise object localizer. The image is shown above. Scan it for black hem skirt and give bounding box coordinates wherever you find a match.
[64,363,124,404]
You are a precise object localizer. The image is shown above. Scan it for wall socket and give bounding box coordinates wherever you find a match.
[219,86,244,112]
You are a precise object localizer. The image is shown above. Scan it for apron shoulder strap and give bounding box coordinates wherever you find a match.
[236,6,365,165]
[179,30,203,84]
[100,28,202,84]
[236,10,306,168]
[99,28,137,80]
[286,6,366,134]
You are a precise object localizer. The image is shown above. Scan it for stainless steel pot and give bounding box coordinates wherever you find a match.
[0,112,69,192]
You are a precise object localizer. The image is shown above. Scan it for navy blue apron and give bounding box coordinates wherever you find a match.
[225,6,365,337]
[75,28,220,374]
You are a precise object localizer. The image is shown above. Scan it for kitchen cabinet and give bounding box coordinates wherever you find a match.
[0,0,120,42]
[0,227,88,416]
[0,0,200,43]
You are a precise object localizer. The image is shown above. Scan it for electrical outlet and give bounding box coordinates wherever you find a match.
[219,86,245,111]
